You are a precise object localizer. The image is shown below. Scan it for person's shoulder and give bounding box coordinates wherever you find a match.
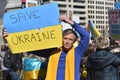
[110,48,120,53]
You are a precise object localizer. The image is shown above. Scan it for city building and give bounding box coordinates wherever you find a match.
[42,0,114,35]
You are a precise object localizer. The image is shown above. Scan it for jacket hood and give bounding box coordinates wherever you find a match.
[87,50,116,70]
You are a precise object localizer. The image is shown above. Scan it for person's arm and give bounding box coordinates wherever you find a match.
[112,53,120,66]
[72,22,90,55]
[27,48,56,58]
[60,15,90,54]
[59,15,74,25]
[60,15,90,55]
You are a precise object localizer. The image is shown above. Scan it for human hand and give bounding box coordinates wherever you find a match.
[3,28,8,38]
[59,15,74,25]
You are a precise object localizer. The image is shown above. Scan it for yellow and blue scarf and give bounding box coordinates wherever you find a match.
[46,47,75,80]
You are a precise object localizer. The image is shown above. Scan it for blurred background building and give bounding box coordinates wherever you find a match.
[42,0,115,35]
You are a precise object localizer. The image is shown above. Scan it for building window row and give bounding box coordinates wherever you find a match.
[88,15,94,19]
[105,7,113,10]
[88,5,94,9]
[74,11,85,14]
[58,4,66,8]
[105,2,113,5]
[96,1,104,5]
[96,16,104,19]
[80,17,86,20]
[96,6,104,9]
[74,0,85,3]
[73,5,85,9]
[96,11,104,14]
[88,0,94,4]
[96,21,104,24]
[88,10,94,14]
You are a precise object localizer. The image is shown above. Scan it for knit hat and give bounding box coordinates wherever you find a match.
[94,35,110,49]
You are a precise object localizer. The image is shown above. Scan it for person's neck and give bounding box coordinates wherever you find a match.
[63,48,68,53]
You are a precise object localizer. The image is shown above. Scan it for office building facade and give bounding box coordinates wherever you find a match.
[43,0,114,35]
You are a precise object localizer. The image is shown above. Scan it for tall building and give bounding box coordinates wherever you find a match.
[43,0,114,35]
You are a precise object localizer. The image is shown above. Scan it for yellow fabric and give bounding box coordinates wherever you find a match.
[46,47,75,80]
[93,26,101,37]
[24,70,39,80]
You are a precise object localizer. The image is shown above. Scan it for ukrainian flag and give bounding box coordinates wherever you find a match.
[89,20,101,38]
[23,58,47,80]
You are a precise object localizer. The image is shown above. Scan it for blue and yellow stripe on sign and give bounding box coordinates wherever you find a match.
[3,3,60,33]
[89,20,101,38]
[6,25,62,54]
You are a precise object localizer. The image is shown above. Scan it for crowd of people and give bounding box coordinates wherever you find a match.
[0,12,120,80]
[80,35,120,80]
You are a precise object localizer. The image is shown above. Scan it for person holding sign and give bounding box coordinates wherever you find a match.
[3,15,90,80]
[45,15,90,80]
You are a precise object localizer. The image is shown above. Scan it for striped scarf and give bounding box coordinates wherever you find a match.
[46,47,75,80]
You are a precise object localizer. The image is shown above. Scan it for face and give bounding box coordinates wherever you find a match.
[63,33,76,51]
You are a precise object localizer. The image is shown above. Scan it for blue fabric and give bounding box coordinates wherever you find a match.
[56,51,66,80]
[115,2,120,9]
[24,58,42,71]
[56,22,90,80]
[74,22,90,80]
[89,20,95,38]
[9,70,20,80]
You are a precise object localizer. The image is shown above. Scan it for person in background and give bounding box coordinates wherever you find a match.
[110,40,120,77]
[2,28,23,80]
[0,44,10,80]
[110,40,120,53]
[87,35,120,80]
[21,0,26,8]
[80,39,96,80]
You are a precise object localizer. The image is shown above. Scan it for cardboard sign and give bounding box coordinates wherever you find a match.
[108,9,120,39]
[3,3,62,53]
[6,25,62,54]
[3,3,60,33]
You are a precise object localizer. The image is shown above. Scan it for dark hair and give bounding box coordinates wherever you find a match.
[1,44,8,51]
[63,29,78,41]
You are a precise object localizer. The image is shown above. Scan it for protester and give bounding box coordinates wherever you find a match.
[110,40,120,53]
[44,15,90,80]
[87,35,120,80]
[3,15,90,80]
[2,28,23,80]
[21,0,26,8]
[0,44,10,80]
[30,15,90,80]
[80,40,96,80]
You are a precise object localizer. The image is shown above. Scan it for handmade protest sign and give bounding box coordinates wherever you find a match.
[108,9,120,39]
[3,3,62,54]
[3,3,60,33]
